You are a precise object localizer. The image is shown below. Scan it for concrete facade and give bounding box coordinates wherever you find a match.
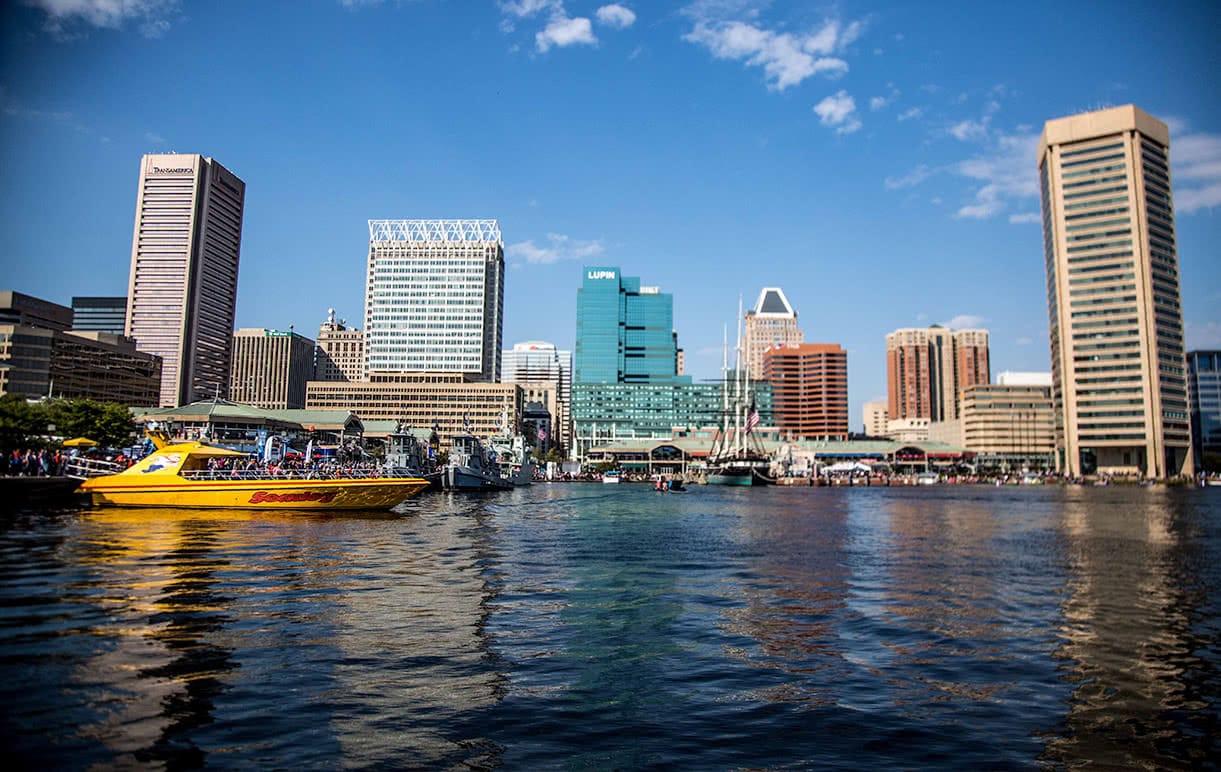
[126,154,245,407]
[1038,104,1191,478]
[762,343,848,439]
[862,400,888,437]
[305,372,521,448]
[230,328,317,409]
[315,309,365,382]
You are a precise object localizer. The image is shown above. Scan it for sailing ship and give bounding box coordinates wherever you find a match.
[706,300,774,486]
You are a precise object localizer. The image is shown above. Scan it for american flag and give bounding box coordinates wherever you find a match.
[746,406,760,434]
[538,427,547,442]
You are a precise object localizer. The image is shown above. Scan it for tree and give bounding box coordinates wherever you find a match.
[45,399,136,448]
[0,395,49,451]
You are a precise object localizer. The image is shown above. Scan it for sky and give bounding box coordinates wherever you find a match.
[1,0,1218,427]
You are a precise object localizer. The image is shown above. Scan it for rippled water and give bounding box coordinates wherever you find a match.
[2,485,1218,769]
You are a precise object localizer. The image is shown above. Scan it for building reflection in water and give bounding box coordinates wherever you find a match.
[720,491,854,708]
[1043,487,1218,768]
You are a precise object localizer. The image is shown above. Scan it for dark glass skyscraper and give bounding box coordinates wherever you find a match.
[1188,351,1220,473]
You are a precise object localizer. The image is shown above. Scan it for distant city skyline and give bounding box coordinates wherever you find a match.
[1,1,1217,425]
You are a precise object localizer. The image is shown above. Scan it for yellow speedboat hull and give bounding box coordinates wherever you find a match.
[80,477,430,510]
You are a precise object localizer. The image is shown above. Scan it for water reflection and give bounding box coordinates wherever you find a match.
[1045,487,1220,768]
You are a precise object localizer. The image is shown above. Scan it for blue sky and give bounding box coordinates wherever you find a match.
[2,0,1218,426]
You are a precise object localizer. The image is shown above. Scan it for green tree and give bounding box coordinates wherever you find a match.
[0,395,49,450]
[45,399,136,448]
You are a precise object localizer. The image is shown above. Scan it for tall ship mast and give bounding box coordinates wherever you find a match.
[706,296,773,486]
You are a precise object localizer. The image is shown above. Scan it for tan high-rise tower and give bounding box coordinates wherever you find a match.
[126,154,245,407]
[1038,105,1191,478]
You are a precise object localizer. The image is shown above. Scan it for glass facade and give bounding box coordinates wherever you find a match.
[71,296,127,335]
[1188,351,1220,473]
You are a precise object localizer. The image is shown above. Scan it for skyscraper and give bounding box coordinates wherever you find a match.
[744,287,803,379]
[1187,351,1219,474]
[1038,105,1191,478]
[365,219,504,381]
[886,326,990,423]
[126,153,245,407]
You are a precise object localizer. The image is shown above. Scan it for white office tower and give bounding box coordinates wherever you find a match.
[365,220,504,382]
[126,153,245,407]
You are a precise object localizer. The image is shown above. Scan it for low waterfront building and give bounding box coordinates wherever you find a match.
[134,401,363,452]
[0,290,73,331]
[572,380,773,461]
[928,384,1055,471]
[1188,350,1220,473]
[0,325,161,405]
[305,372,521,448]
[230,328,317,409]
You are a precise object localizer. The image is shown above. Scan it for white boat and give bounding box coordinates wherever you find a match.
[602,470,621,484]
[916,471,939,485]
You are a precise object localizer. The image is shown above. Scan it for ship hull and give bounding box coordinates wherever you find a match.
[79,477,430,510]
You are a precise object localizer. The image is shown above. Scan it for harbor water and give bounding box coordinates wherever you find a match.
[2,484,1218,768]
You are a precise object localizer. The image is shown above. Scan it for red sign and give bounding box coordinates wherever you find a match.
[249,490,338,504]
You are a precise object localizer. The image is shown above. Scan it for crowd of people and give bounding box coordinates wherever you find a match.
[191,455,393,480]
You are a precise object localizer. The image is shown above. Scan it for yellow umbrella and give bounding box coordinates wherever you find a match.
[63,437,98,447]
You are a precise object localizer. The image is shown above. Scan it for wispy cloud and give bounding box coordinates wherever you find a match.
[507,233,604,264]
[897,106,923,122]
[813,90,860,134]
[595,4,635,29]
[1168,121,1221,213]
[940,314,988,330]
[682,5,861,91]
[884,163,934,190]
[953,130,1040,219]
[1016,336,1033,345]
[948,118,988,141]
[869,84,899,112]
[144,131,166,146]
[1008,212,1040,224]
[24,0,178,38]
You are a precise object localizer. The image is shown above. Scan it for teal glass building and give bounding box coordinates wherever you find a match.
[572,266,771,459]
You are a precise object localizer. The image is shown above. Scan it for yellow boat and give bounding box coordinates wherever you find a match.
[76,432,429,511]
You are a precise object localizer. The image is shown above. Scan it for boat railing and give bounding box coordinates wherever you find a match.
[64,457,127,480]
[178,468,421,481]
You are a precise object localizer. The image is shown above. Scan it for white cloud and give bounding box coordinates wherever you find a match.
[948,119,988,141]
[813,90,860,134]
[25,0,177,37]
[499,0,598,52]
[1016,336,1033,345]
[884,163,934,190]
[1186,321,1221,349]
[897,106,923,122]
[1169,127,1221,213]
[1008,212,1040,224]
[595,4,635,28]
[915,312,929,321]
[682,8,861,91]
[536,15,596,51]
[506,233,604,264]
[953,130,1040,220]
[940,314,988,330]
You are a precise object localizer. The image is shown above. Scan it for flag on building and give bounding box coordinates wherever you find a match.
[538,427,547,443]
